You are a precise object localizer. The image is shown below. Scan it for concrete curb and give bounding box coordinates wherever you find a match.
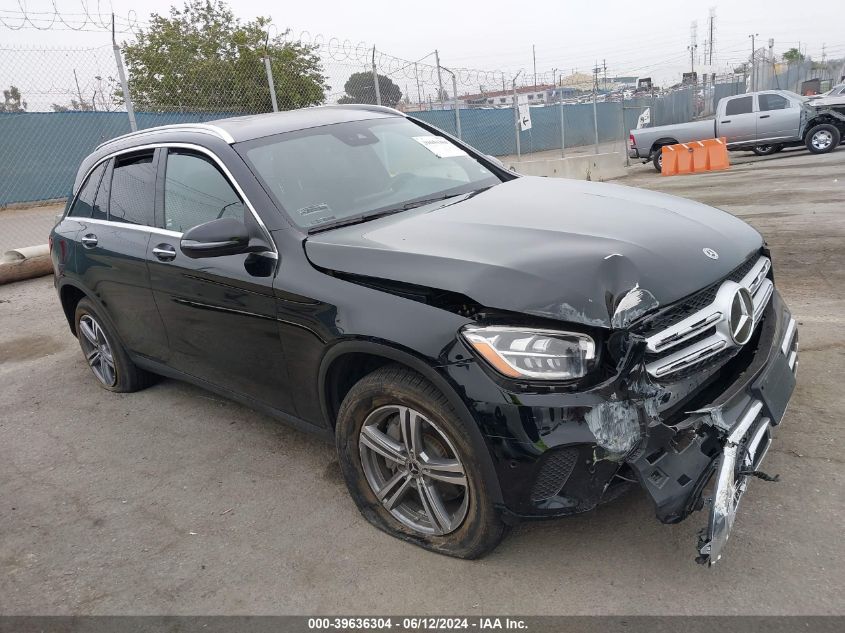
[0,244,52,285]
[507,151,628,181]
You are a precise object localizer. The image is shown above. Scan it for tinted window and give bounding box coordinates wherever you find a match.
[725,96,753,115]
[68,163,106,218]
[91,159,111,220]
[164,151,245,233]
[759,94,788,111]
[109,152,156,225]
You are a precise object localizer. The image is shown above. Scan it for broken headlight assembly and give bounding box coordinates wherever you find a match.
[461,326,597,380]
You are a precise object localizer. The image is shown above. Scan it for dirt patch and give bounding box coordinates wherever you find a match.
[0,334,62,362]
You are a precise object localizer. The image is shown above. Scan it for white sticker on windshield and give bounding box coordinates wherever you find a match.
[412,136,468,158]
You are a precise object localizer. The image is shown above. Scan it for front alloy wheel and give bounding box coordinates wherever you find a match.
[335,364,508,559]
[359,405,469,535]
[805,123,841,154]
[78,314,117,387]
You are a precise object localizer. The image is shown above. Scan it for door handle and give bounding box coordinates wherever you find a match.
[721,120,731,123]
[152,244,177,262]
[759,114,771,119]
[81,234,98,248]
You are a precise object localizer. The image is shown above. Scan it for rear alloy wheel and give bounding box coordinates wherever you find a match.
[336,364,507,559]
[78,314,117,387]
[805,124,841,154]
[752,144,782,156]
[74,298,155,393]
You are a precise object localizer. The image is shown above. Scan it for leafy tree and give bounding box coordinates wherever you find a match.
[337,72,402,107]
[52,99,94,112]
[0,86,26,112]
[121,0,328,113]
[782,48,805,64]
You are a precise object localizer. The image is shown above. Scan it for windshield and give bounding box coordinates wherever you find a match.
[238,117,502,230]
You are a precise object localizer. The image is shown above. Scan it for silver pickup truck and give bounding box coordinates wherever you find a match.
[630,89,845,171]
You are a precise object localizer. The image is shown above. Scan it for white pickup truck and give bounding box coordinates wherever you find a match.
[629,89,845,171]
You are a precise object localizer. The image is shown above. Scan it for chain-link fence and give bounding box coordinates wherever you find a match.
[2,25,844,251]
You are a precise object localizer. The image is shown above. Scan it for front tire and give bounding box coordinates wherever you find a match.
[74,298,154,393]
[335,365,507,559]
[805,124,840,154]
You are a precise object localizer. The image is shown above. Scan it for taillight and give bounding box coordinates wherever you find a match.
[629,133,636,148]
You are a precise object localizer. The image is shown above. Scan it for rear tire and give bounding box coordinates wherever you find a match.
[74,298,155,393]
[335,364,508,559]
[652,150,663,172]
[805,124,840,154]
[752,144,782,156]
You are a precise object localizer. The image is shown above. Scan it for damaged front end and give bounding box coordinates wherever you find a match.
[447,254,798,566]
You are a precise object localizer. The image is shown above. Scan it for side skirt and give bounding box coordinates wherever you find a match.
[131,354,334,442]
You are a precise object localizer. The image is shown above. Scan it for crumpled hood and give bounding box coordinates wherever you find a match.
[304,177,763,328]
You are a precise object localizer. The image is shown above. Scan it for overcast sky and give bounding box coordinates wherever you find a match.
[2,0,843,94]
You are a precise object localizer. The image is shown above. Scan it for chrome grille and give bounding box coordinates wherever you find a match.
[644,256,772,379]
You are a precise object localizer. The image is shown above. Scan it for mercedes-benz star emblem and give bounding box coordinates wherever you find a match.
[703,247,719,260]
[729,287,755,345]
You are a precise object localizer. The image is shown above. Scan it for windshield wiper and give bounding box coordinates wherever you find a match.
[307,208,408,234]
[307,191,474,234]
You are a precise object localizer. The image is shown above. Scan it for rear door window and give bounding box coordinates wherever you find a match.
[108,152,156,226]
[725,96,753,115]
[67,163,106,219]
[91,159,111,220]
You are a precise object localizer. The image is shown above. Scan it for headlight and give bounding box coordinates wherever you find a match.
[461,326,596,380]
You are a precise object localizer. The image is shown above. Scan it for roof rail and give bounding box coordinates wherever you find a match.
[320,103,406,117]
[95,123,234,151]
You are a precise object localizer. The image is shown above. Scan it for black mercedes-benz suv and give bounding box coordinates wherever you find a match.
[50,105,798,565]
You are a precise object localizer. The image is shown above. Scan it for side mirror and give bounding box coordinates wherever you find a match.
[180,217,268,259]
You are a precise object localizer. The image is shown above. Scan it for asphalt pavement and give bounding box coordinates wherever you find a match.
[1,146,843,615]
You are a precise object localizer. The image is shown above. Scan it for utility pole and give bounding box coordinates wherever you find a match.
[708,8,716,65]
[592,62,600,154]
[687,44,698,73]
[603,59,607,92]
[749,33,758,91]
[435,50,444,108]
[687,21,698,75]
[532,45,537,88]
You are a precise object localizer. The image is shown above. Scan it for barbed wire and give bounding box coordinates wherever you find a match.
[0,1,144,32]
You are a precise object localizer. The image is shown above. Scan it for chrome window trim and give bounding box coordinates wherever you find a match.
[70,216,183,238]
[65,142,277,257]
